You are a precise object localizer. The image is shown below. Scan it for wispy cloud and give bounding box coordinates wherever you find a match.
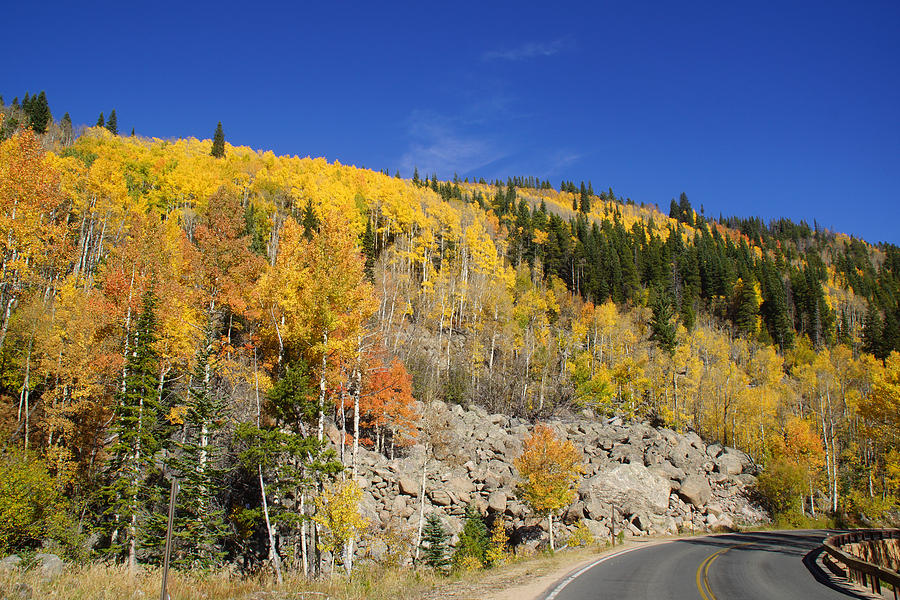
[399,110,508,178]
[482,37,572,61]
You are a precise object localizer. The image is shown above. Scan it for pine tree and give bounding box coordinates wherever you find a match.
[96,112,105,127]
[29,91,51,134]
[210,121,225,158]
[164,327,229,568]
[452,505,488,567]
[362,218,376,283]
[421,513,450,572]
[60,113,73,144]
[102,286,164,567]
[412,166,420,186]
[650,289,677,355]
[301,198,319,240]
[106,109,118,135]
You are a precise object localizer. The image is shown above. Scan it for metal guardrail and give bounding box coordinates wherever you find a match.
[822,529,900,598]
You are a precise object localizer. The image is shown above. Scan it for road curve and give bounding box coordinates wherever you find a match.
[542,530,868,600]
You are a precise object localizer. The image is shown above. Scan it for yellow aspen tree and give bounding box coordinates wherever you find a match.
[514,424,582,551]
[313,478,369,577]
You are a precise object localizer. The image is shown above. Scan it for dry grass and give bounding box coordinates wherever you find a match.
[0,563,451,600]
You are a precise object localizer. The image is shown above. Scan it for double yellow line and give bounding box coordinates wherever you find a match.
[696,542,754,600]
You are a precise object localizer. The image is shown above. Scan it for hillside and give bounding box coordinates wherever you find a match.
[0,115,898,577]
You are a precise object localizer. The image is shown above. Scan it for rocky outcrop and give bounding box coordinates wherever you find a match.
[347,400,767,558]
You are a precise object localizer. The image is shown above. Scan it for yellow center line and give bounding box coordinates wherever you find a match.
[696,542,756,600]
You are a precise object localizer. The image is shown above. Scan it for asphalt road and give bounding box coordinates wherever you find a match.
[543,530,868,600]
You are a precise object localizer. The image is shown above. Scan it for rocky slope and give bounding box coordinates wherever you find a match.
[330,400,768,558]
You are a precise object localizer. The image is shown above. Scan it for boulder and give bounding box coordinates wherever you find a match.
[649,461,686,483]
[429,489,452,506]
[564,501,586,523]
[488,490,507,513]
[586,463,671,516]
[398,477,419,496]
[0,555,22,572]
[611,444,645,464]
[669,440,705,473]
[34,553,64,578]
[715,454,743,476]
[583,519,610,541]
[678,475,712,508]
[706,503,724,517]
[711,514,735,530]
[482,472,501,491]
[448,477,476,495]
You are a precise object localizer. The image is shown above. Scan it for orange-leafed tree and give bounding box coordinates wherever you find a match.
[514,424,582,550]
[361,356,418,457]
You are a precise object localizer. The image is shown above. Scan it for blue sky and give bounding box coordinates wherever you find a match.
[5,0,899,243]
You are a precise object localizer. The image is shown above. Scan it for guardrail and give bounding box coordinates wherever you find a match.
[822,529,900,598]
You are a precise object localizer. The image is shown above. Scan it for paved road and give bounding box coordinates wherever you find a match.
[544,530,868,600]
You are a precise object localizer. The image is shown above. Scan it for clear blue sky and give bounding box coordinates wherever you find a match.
[5,0,899,244]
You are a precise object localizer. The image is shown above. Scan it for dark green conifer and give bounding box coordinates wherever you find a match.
[106,109,118,135]
[301,198,319,240]
[452,505,489,568]
[362,218,376,283]
[211,121,225,158]
[97,112,105,127]
[102,285,164,565]
[650,289,677,355]
[164,327,229,568]
[421,513,450,572]
[29,91,51,133]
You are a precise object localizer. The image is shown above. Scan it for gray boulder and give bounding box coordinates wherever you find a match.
[587,463,671,515]
[429,489,452,506]
[0,554,22,572]
[678,475,712,508]
[715,453,743,476]
[34,553,64,578]
[398,477,419,496]
[487,490,507,513]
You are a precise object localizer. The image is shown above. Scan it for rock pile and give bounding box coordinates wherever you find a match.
[343,401,768,556]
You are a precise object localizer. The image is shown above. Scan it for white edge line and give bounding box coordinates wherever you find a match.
[543,545,650,600]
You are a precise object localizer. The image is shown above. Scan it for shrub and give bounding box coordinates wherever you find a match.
[452,506,488,569]
[484,518,509,567]
[0,448,80,557]
[566,521,594,547]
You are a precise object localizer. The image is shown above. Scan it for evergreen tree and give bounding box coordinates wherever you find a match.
[164,328,229,568]
[579,181,590,213]
[130,127,135,136]
[862,303,885,360]
[412,166,420,186]
[29,91,51,134]
[96,112,105,127]
[102,286,164,567]
[421,513,450,572]
[649,289,677,355]
[452,505,489,567]
[301,198,319,240]
[210,121,225,158]
[60,113,73,143]
[678,192,693,227]
[362,218,376,283]
[106,109,118,135]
